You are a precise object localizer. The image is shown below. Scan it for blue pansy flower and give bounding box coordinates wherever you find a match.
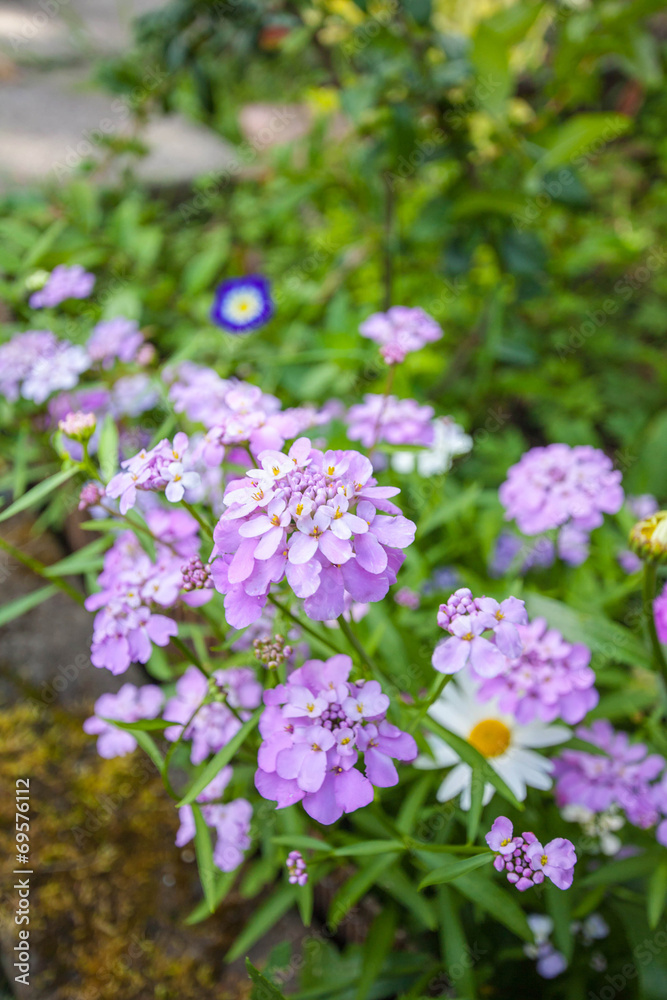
[211,275,273,333]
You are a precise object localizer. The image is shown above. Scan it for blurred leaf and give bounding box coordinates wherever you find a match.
[192,803,217,913]
[354,904,398,1000]
[0,467,78,524]
[178,708,261,805]
[226,885,298,962]
[419,853,493,889]
[0,584,58,628]
[246,958,288,1000]
[647,859,667,930]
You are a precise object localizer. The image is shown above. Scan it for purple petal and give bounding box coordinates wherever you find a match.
[431,636,470,674]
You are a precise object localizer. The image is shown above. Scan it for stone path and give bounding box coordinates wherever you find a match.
[0,0,237,188]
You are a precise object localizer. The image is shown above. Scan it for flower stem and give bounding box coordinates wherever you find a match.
[171,634,206,672]
[267,593,343,656]
[643,561,667,687]
[0,534,85,606]
[408,672,451,735]
[182,501,214,540]
[338,615,379,676]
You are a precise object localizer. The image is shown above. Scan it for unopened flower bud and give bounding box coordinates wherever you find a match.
[59,410,96,441]
[629,511,667,563]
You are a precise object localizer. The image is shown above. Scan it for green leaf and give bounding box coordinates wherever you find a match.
[423,717,524,811]
[330,839,405,857]
[0,467,78,523]
[124,509,156,561]
[0,584,58,628]
[647,859,667,930]
[529,113,631,180]
[225,885,297,962]
[246,958,288,1000]
[545,880,573,962]
[185,869,237,925]
[396,774,434,834]
[354,904,398,1000]
[131,729,165,772]
[328,854,398,931]
[377,866,437,931]
[178,708,261,806]
[98,414,119,482]
[524,594,652,670]
[579,851,660,888]
[43,536,110,577]
[418,853,493,889]
[467,765,485,844]
[436,887,477,999]
[270,834,334,853]
[102,717,170,732]
[192,804,217,914]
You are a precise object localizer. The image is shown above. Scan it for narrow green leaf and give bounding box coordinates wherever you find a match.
[453,871,534,942]
[354,904,397,1000]
[545,880,573,962]
[579,851,659,888]
[419,853,493,890]
[225,885,297,963]
[43,536,110,577]
[297,879,313,927]
[467,766,485,844]
[377,866,437,931]
[436,887,477,999]
[271,834,334,853]
[192,804,217,914]
[246,958,288,1000]
[102,717,170,732]
[178,708,261,806]
[185,869,236,925]
[330,839,405,857]
[396,774,434,834]
[131,729,165,772]
[328,854,397,931]
[98,413,119,483]
[0,467,78,523]
[647,859,667,929]
[0,584,58,628]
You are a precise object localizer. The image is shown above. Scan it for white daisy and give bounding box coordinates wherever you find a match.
[416,670,570,809]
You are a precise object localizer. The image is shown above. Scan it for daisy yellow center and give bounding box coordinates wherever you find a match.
[468,719,511,758]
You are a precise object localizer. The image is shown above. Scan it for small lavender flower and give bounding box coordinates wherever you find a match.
[29,265,95,308]
[83,683,163,757]
[181,555,213,592]
[286,850,308,885]
[78,481,106,511]
[87,317,143,368]
[359,306,442,365]
[346,394,434,449]
[58,410,96,440]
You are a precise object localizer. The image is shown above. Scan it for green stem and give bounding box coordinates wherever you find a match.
[643,561,667,687]
[0,534,85,606]
[182,501,214,540]
[171,634,206,672]
[338,614,380,678]
[408,672,451,735]
[267,593,343,656]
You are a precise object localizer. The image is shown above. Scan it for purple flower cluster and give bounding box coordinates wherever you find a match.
[175,769,253,872]
[211,439,416,627]
[489,532,555,577]
[486,817,577,891]
[432,588,528,677]
[554,720,667,843]
[83,683,163,757]
[254,655,417,824]
[85,508,207,674]
[477,617,598,725]
[164,665,262,764]
[286,850,308,885]
[345,395,434,449]
[499,445,624,543]
[29,265,95,308]
[0,330,89,404]
[359,306,442,365]
[181,555,213,592]
[87,317,144,368]
[106,432,201,513]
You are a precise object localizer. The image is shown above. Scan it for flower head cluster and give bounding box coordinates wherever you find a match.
[476,617,598,725]
[499,444,624,539]
[167,362,333,457]
[87,317,144,368]
[164,665,262,764]
[83,683,163,757]
[253,634,293,669]
[391,416,473,477]
[286,851,308,885]
[211,275,273,333]
[85,508,207,674]
[255,654,417,824]
[359,306,442,365]
[432,588,528,677]
[175,768,253,872]
[106,432,201,513]
[211,439,416,626]
[29,264,95,308]
[79,481,106,510]
[554,720,667,842]
[346,395,434,449]
[0,330,89,404]
[486,817,577,891]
